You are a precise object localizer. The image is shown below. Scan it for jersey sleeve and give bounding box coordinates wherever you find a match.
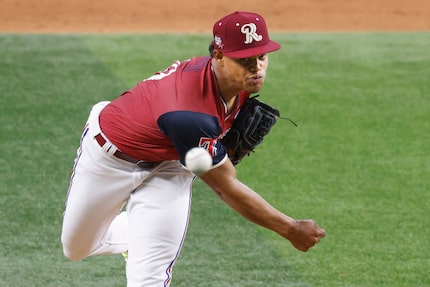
[157,111,228,166]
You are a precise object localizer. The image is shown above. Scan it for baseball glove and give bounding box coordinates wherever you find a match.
[221,95,296,165]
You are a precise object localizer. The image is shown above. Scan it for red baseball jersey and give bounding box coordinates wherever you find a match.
[99,56,250,165]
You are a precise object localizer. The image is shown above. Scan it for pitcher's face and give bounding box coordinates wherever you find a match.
[220,53,269,94]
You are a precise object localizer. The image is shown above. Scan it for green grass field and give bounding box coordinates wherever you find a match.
[0,32,429,286]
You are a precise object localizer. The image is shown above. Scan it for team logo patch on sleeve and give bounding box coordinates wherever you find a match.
[198,137,218,157]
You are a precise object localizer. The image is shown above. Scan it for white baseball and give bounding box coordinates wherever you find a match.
[185,147,212,175]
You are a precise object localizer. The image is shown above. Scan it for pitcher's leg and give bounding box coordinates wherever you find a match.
[61,123,136,261]
[61,157,131,260]
[126,171,193,287]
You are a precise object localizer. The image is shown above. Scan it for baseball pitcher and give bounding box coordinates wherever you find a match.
[61,11,325,287]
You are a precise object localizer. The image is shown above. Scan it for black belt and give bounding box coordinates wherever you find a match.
[95,133,160,169]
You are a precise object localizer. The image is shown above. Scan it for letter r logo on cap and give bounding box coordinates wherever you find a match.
[241,23,263,44]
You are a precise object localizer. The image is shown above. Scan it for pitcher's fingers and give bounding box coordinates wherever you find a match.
[318,227,326,238]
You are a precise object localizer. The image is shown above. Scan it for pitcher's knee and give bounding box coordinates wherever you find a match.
[61,236,88,261]
[62,245,85,261]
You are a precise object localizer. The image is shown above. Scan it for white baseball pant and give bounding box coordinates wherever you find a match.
[61,102,194,286]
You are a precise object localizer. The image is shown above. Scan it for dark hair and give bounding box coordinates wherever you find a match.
[208,41,215,57]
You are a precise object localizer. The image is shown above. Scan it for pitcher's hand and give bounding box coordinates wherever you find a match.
[285,220,326,252]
